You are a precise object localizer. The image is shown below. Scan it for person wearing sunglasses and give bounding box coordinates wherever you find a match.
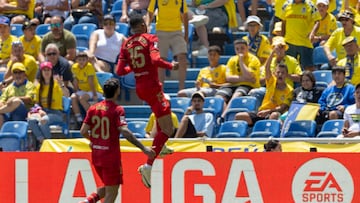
[88,14,127,73]
[0,62,35,129]
[40,16,77,62]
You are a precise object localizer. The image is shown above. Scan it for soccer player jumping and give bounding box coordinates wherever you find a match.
[116,14,179,188]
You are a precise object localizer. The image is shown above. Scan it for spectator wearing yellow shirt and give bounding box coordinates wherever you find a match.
[337,36,360,86]
[146,0,188,90]
[71,52,103,126]
[280,0,321,71]
[178,45,227,97]
[310,0,337,47]
[242,15,271,65]
[0,16,18,70]
[235,50,293,126]
[19,20,43,62]
[324,10,360,67]
[0,0,35,24]
[2,41,38,86]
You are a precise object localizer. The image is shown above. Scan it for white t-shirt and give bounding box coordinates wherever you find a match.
[344,104,360,131]
[94,30,125,63]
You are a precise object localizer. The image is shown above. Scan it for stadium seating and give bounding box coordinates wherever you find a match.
[119,72,136,101]
[96,72,113,87]
[75,35,89,48]
[35,24,51,37]
[216,120,248,138]
[223,96,257,121]
[317,119,344,138]
[283,120,317,138]
[313,70,332,84]
[123,105,152,122]
[186,68,201,80]
[249,120,282,138]
[194,56,230,68]
[115,22,129,36]
[51,96,72,138]
[71,23,97,39]
[163,80,195,97]
[0,134,21,151]
[0,121,28,151]
[126,121,147,138]
[203,97,224,119]
[170,97,190,112]
[10,24,23,37]
[312,46,330,68]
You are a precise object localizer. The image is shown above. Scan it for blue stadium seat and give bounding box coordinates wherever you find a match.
[110,0,123,22]
[317,119,344,138]
[223,43,235,55]
[126,121,147,138]
[51,96,72,138]
[170,97,190,112]
[119,72,136,101]
[171,108,185,121]
[313,46,330,68]
[0,121,28,151]
[71,23,97,39]
[35,24,51,37]
[115,22,129,36]
[0,134,21,151]
[96,72,113,87]
[123,105,152,121]
[216,120,248,138]
[194,56,230,68]
[203,97,224,121]
[249,120,282,138]
[76,47,88,52]
[102,0,108,15]
[223,96,257,121]
[75,34,89,48]
[186,68,201,80]
[283,120,317,138]
[10,24,23,37]
[163,80,195,97]
[313,70,332,84]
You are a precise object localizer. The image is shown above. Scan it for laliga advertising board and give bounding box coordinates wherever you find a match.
[0,152,358,202]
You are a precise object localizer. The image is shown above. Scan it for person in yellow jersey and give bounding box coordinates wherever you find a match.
[2,41,38,86]
[324,10,360,67]
[337,36,360,86]
[19,20,43,62]
[0,16,18,70]
[242,15,271,64]
[310,0,338,47]
[146,0,188,90]
[28,61,67,149]
[0,0,35,24]
[235,49,293,126]
[71,51,104,127]
[268,0,287,38]
[178,45,227,97]
[215,39,261,121]
[280,0,321,71]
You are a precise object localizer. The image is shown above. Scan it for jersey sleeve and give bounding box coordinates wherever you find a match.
[116,106,127,127]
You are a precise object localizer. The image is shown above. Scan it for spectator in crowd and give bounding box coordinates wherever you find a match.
[40,43,73,95]
[293,71,324,103]
[0,63,35,128]
[337,36,360,85]
[146,0,188,90]
[216,39,261,120]
[28,61,67,148]
[310,0,337,47]
[249,36,302,108]
[272,21,282,37]
[120,0,149,23]
[71,51,103,126]
[324,10,360,67]
[318,66,355,124]
[177,45,227,97]
[341,0,360,26]
[192,0,238,33]
[280,0,321,71]
[189,11,210,57]
[237,0,260,29]
[0,16,18,70]
[41,16,77,62]
[35,0,69,24]
[175,92,214,138]
[19,20,43,62]
[268,0,286,38]
[242,15,271,64]
[338,83,360,138]
[88,14,127,73]
[0,0,35,24]
[3,41,38,85]
[235,51,293,126]
[64,0,103,30]
[264,139,282,152]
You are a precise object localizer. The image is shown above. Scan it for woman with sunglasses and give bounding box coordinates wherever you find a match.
[88,14,127,73]
[28,61,69,150]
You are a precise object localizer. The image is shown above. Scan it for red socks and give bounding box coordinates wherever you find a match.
[147,131,168,165]
[85,192,100,203]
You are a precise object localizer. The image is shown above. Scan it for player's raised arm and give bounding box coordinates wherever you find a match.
[120,126,155,159]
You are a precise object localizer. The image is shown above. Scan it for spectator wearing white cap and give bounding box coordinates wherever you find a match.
[242,15,271,64]
[309,0,337,47]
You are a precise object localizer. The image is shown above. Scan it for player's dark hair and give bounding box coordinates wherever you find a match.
[129,13,145,29]
[103,78,120,98]
[264,139,280,152]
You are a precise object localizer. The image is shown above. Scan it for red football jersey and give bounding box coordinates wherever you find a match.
[83,100,127,167]
[116,33,173,88]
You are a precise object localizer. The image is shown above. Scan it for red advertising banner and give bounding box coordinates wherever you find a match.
[0,152,358,203]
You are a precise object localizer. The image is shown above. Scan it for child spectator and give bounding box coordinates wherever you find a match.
[71,52,103,126]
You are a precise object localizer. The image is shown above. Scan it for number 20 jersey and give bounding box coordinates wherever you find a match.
[84,100,127,167]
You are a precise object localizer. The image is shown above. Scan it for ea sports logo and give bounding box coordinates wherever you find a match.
[292,158,354,203]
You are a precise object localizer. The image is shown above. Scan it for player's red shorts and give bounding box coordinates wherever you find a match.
[94,164,123,186]
[136,85,171,118]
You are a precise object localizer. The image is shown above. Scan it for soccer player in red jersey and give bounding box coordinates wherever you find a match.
[79,78,154,203]
[116,14,179,188]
